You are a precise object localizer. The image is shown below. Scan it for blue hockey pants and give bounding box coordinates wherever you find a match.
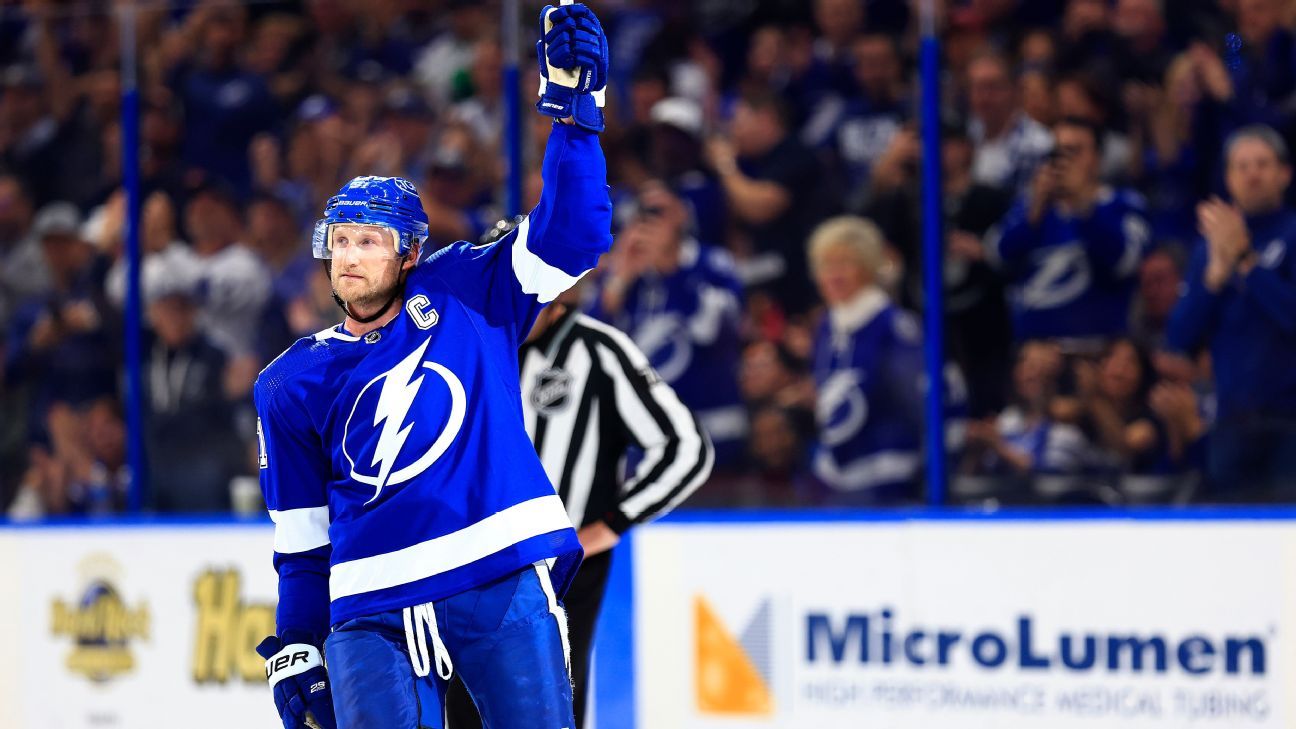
[323,562,574,729]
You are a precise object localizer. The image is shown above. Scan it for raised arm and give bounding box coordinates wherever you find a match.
[985,166,1061,272]
[432,122,613,340]
[513,0,614,302]
[1166,242,1225,355]
[511,122,614,304]
[429,3,612,337]
[984,202,1045,274]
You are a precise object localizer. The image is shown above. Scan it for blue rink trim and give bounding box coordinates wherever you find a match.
[593,531,635,729]
[0,513,274,529]
[657,504,1296,523]
[8,504,1296,529]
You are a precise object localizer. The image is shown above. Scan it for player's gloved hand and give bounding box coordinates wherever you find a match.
[536,2,608,132]
[257,634,337,729]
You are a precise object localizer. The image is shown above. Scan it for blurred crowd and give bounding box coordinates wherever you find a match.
[4,0,1296,517]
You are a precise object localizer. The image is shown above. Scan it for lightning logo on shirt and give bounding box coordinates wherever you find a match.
[343,338,467,504]
[369,339,428,498]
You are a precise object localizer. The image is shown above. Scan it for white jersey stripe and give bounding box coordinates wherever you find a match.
[510,216,592,303]
[812,449,920,492]
[268,506,331,553]
[563,397,600,526]
[329,495,572,599]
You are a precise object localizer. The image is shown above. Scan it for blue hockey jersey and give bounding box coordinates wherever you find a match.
[811,288,925,494]
[254,123,612,637]
[1167,209,1296,421]
[587,240,746,462]
[802,93,908,191]
[986,188,1150,342]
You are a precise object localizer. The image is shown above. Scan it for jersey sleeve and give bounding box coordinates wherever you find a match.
[1239,238,1296,335]
[1077,192,1150,281]
[984,201,1042,275]
[1166,241,1225,355]
[429,122,613,341]
[686,250,745,346]
[588,325,713,533]
[254,376,332,643]
[878,311,925,431]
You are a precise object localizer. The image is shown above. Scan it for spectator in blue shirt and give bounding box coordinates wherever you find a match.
[164,3,279,194]
[963,341,1091,492]
[987,117,1152,349]
[802,33,910,197]
[589,182,747,467]
[246,192,314,364]
[1131,247,1184,351]
[805,0,867,102]
[807,215,924,503]
[1167,124,1296,497]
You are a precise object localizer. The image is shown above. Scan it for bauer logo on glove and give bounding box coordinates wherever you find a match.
[265,647,320,681]
[257,635,337,729]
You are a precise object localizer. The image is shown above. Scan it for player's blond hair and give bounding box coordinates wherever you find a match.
[807,215,886,276]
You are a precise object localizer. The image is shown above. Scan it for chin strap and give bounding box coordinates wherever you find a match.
[324,259,409,325]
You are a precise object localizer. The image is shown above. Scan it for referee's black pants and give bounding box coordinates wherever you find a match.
[445,550,613,729]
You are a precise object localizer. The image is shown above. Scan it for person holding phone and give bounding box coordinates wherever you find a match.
[985,117,1152,351]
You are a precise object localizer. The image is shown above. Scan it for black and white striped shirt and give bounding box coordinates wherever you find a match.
[520,310,713,533]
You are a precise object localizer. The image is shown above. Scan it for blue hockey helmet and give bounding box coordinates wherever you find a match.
[312,176,430,260]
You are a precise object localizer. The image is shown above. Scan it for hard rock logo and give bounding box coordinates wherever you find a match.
[49,554,150,683]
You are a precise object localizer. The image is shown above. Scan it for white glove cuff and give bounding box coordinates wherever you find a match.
[264,643,323,688]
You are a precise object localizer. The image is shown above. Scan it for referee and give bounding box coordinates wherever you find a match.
[445,225,715,729]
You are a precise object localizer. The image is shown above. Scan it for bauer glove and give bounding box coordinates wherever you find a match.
[257,634,337,729]
[536,2,609,132]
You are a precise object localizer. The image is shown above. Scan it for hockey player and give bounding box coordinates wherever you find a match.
[252,5,612,728]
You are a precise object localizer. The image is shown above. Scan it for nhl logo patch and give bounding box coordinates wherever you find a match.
[364,331,382,344]
[530,368,572,415]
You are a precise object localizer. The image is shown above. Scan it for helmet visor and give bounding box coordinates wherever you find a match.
[312,222,402,261]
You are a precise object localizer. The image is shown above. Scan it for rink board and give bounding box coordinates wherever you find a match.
[2,510,1295,729]
[0,521,278,729]
[631,511,1296,729]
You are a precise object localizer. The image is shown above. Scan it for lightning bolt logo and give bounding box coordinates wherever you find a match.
[366,338,430,504]
[342,337,468,504]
